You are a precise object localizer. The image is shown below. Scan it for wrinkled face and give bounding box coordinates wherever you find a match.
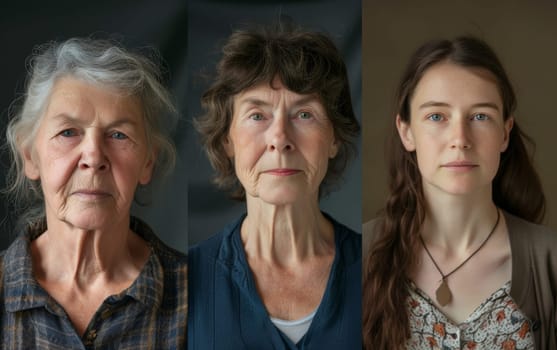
[24,77,154,230]
[397,62,513,197]
[226,79,338,205]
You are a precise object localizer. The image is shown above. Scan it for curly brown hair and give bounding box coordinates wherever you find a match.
[362,36,546,349]
[195,24,360,200]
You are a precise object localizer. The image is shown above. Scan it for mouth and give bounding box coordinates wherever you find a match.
[441,161,478,169]
[72,189,112,199]
[263,168,302,176]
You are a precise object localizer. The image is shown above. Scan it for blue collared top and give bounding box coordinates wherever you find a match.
[0,217,188,349]
[188,213,361,349]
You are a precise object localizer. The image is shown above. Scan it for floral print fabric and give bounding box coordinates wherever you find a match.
[407,281,535,350]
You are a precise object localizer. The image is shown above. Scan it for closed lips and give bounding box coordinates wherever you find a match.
[441,161,477,167]
[263,169,301,175]
[73,189,111,196]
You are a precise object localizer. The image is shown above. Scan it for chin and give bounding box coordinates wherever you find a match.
[257,187,316,206]
[61,208,121,231]
[436,182,491,197]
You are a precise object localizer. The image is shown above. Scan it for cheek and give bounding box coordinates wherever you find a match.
[112,153,150,185]
[483,150,502,176]
[301,133,334,173]
[232,148,262,189]
[38,151,78,192]
[412,137,438,172]
[231,133,265,171]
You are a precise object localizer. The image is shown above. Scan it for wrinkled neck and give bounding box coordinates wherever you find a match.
[31,215,148,288]
[242,197,335,267]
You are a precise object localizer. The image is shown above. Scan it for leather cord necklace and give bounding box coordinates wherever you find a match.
[420,209,501,307]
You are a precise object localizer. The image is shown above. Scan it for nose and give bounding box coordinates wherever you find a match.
[78,133,109,171]
[267,115,295,152]
[450,119,472,150]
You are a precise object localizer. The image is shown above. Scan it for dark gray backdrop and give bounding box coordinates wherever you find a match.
[0,0,189,251]
[0,0,361,252]
[186,0,362,246]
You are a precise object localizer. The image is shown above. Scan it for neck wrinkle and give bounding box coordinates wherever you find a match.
[242,197,334,267]
[32,214,142,289]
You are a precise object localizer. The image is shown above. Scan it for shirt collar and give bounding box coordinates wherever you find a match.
[3,216,164,313]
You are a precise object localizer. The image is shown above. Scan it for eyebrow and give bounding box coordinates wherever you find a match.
[237,95,321,109]
[50,113,139,128]
[418,101,500,111]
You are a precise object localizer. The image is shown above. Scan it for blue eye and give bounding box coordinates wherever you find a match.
[60,129,77,137]
[428,113,443,122]
[298,111,312,119]
[249,113,264,121]
[473,113,488,121]
[111,131,128,140]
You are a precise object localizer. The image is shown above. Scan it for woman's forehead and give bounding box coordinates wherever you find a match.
[411,62,503,111]
[44,77,143,123]
[234,80,322,107]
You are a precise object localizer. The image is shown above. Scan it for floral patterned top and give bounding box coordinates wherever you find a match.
[407,281,535,350]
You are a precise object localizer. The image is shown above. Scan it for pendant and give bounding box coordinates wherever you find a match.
[435,278,452,306]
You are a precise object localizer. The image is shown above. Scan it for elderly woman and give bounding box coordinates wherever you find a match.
[188,26,361,349]
[0,38,187,348]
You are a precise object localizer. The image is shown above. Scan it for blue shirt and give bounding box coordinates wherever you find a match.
[0,217,188,349]
[188,214,361,349]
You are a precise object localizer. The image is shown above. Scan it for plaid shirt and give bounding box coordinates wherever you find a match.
[0,217,187,349]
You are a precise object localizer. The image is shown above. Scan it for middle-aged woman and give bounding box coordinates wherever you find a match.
[363,37,557,349]
[0,38,187,348]
[188,25,361,349]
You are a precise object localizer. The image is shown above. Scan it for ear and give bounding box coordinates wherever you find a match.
[139,149,156,185]
[396,114,416,151]
[500,117,514,152]
[224,134,234,158]
[329,139,339,158]
[23,145,40,180]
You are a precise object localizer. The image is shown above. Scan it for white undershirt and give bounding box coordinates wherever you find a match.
[270,310,317,344]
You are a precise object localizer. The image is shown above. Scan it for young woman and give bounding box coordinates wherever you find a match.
[363,37,556,349]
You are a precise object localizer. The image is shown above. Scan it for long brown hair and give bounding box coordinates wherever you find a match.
[362,37,546,349]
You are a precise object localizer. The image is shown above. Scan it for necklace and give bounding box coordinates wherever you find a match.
[420,209,501,307]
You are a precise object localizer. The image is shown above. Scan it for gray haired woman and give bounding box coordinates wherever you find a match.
[0,38,187,348]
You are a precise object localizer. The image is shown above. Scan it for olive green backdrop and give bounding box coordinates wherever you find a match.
[362,0,557,231]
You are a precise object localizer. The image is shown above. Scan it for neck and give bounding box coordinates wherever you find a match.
[421,186,499,252]
[242,196,335,267]
[32,214,147,289]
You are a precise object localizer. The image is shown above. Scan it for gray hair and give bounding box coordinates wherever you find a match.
[5,37,178,225]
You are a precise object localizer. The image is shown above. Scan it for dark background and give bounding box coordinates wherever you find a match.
[186,0,362,246]
[0,1,188,251]
[0,0,362,252]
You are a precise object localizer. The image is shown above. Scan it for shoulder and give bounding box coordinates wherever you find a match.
[0,225,38,297]
[1,224,35,274]
[506,211,557,251]
[130,216,187,270]
[324,213,361,268]
[506,211,557,296]
[188,215,244,263]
